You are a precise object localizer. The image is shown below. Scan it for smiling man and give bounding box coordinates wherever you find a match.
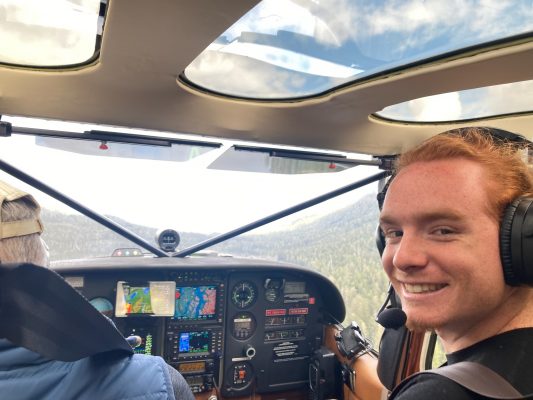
[379,127,533,398]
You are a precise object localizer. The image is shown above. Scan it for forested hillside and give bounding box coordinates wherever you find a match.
[41,193,388,345]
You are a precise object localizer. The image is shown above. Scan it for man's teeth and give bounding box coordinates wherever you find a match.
[404,283,445,293]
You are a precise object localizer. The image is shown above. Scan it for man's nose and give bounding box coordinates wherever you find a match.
[391,233,428,272]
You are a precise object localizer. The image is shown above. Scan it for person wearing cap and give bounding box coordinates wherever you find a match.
[379,127,533,399]
[0,180,195,400]
[0,180,47,264]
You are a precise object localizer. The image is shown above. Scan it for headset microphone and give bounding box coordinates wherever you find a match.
[376,293,409,391]
[377,308,407,329]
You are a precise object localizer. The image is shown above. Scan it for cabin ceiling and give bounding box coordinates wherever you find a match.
[0,0,532,156]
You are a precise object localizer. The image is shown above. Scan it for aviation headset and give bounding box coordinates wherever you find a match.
[376,128,533,287]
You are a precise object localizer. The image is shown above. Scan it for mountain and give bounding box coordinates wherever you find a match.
[41,193,388,345]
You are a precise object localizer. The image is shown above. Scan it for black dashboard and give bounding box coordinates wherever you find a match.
[52,256,345,397]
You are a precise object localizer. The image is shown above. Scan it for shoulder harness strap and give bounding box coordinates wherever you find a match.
[390,361,529,399]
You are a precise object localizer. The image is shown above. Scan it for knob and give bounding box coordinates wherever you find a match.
[244,345,256,359]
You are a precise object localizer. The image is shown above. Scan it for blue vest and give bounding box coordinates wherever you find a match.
[0,339,176,400]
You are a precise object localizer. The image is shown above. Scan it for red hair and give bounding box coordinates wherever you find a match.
[396,127,533,222]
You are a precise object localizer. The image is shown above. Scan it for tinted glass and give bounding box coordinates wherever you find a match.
[184,0,533,99]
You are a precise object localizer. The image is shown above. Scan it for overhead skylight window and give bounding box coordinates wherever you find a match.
[0,0,104,67]
[183,0,533,100]
[375,80,533,122]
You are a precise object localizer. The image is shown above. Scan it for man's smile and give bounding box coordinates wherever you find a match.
[403,283,447,294]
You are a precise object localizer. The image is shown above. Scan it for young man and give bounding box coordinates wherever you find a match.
[379,127,533,398]
[0,180,195,400]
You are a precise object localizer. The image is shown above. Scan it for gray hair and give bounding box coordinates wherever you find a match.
[0,196,49,266]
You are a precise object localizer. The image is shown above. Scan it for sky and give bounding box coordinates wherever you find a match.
[186,0,533,98]
[0,117,379,235]
[379,80,533,122]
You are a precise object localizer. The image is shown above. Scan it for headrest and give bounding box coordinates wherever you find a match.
[0,180,43,239]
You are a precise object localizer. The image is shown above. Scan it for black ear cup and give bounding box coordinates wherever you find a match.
[500,198,533,286]
[376,175,394,257]
[376,226,386,256]
[500,200,519,285]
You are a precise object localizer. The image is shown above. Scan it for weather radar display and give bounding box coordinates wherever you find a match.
[115,281,175,317]
[117,286,151,314]
[175,286,217,320]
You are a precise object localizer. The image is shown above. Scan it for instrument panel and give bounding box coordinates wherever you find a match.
[54,258,345,398]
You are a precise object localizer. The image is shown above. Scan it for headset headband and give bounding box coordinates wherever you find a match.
[0,180,43,239]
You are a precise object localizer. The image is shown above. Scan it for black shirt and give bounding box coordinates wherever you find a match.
[391,328,533,399]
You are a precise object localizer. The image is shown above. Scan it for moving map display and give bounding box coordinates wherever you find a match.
[175,285,217,320]
[115,281,175,317]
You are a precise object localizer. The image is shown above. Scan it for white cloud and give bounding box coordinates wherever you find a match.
[186,49,346,98]
[188,0,533,98]
[0,0,100,65]
[408,91,462,121]
[379,79,533,122]
[206,42,362,78]
[483,81,533,116]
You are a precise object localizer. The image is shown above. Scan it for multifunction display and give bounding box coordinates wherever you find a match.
[175,285,217,321]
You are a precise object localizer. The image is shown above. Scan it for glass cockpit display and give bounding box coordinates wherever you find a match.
[126,327,155,355]
[115,281,176,317]
[179,331,210,355]
[174,285,217,321]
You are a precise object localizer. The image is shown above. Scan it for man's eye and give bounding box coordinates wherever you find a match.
[433,228,454,235]
[384,230,403,241]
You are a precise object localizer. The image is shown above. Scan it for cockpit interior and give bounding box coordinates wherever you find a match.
[1,1,532,399]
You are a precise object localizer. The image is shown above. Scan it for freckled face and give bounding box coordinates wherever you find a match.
[380,159,510,336]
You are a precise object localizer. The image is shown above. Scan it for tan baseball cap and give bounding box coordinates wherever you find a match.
[0,180,43,239]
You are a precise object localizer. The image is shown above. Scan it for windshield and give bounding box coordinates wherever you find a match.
[0,117,376,244]
[0,116,386,341]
